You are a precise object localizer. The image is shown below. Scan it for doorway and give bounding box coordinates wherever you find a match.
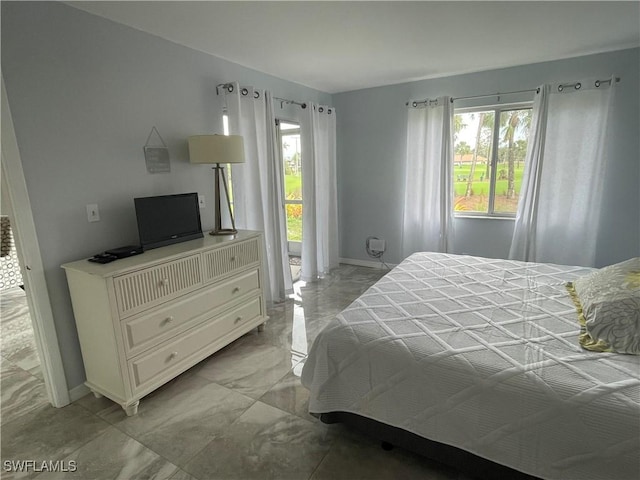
[0,213,41,378]
[1,76,69,408]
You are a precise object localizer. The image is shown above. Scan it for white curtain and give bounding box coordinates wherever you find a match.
[401,97,454,258]
[509,78,615,267]
[225,83,292,302]
[300,103,339,281]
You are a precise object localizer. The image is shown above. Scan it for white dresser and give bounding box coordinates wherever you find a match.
[62,231,268,415]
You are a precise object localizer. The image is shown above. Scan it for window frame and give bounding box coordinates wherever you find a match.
[453,101,532,219]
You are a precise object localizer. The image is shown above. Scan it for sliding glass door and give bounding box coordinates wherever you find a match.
[277,120,302,255]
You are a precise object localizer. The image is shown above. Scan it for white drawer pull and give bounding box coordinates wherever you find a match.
[160,278,170,288]
[163,316,174,325]
[230,256,237,263]
[234,316,243,324]
[232,287,241,294]
[168,351,178,360]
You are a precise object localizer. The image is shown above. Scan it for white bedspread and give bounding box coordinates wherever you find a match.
[301,253,640,480]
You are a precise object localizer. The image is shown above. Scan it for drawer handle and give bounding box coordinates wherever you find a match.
[234,316,243,324]
[163,316,174,325]
[232,287,241,294]
[168,351,178,360]
[160,278,170,288]
[230,256,237,263]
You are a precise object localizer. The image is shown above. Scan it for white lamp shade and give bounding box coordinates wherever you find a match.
[188,135,245,164]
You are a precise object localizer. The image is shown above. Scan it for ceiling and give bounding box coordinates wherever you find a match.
[67,1,640,94]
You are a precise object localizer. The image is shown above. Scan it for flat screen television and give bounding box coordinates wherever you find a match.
[134,193,203,250]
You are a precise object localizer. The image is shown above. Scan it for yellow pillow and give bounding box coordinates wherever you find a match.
[567,257,640,355]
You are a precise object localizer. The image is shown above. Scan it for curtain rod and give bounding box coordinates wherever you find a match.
[451,87,539,103]
[216,83,307,109]
[406,98,441,108]
[407,89,538,107]
[274,97,307,109]
[556,76,620,92]
[450,77,621,103]
[216,83,235,95]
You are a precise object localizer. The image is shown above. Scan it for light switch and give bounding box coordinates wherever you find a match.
[87,204,100,222]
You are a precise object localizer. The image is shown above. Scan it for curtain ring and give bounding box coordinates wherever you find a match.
[301,103,307,109]
[328,109,332,114]
[557,85,564,92]
[319,107,324,113]
[241,88,248,96]
[594,80,601,88]
[254,91,260,98]
[574,83,581,90]
[536,87,540,94]
[227,84,234,93]
[412,101,418,107]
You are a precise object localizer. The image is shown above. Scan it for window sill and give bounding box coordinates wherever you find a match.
[454,214,515,221]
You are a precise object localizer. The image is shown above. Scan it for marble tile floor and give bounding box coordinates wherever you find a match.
[1,265,474,480]
[1,287,49,426]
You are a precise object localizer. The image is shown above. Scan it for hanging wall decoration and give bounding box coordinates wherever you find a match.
[143,126,170,173]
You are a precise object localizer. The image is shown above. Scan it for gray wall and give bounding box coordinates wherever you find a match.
[1,1,331,391]
[335,48,640,267]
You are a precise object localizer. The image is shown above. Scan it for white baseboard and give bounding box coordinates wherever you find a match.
[339,257,396,269]
[68,383,91,402]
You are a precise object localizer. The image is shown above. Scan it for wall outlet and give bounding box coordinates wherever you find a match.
[369,238,386,253]
[198,194,206,208]
[86,203,100,222]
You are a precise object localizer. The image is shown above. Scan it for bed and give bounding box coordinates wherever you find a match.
[301,253,640,480]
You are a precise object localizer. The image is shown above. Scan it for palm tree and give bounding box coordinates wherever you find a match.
[455,141,472,164]
[453,115,465,143]
[465,113,485,198]
[500,110,532,199]
[514,139,527,169]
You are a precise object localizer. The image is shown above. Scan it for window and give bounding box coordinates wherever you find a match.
[222,114,303,246]
[453,104,532,216]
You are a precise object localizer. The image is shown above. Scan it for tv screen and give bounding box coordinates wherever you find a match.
[134,193,203,250]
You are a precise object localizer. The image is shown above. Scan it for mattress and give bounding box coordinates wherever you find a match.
[301,253,640,480]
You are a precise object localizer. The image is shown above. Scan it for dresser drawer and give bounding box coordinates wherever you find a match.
[128,296,263,390]
[114,254,202,318]
[202,237,260,282]
[121,270,260,357]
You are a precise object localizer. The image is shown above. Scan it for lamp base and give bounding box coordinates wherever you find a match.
[209,228,237,236]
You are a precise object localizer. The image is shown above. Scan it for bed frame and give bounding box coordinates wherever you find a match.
[318,412,541,480]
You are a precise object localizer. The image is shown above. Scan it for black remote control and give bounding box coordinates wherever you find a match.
[88,253,118,264]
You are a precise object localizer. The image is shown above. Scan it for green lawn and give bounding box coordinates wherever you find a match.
[453,163,525,197]
[286,215,302,242]
[285,174,302,200]
[454,163,525,213]
[284,174,302,241]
